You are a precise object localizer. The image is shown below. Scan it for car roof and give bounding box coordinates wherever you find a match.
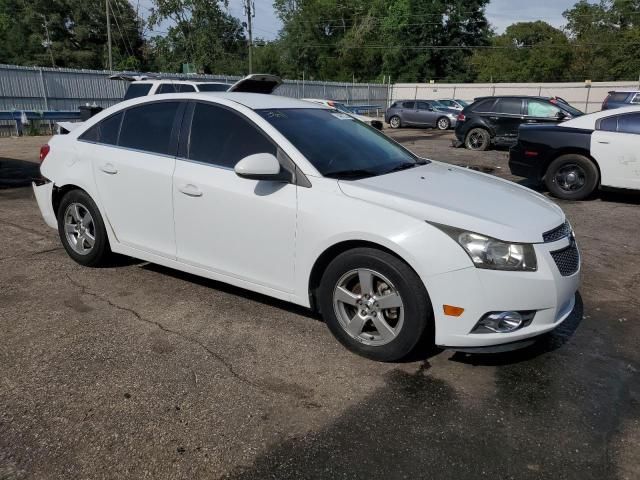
[118,92,328,110]
[562,105,640,129]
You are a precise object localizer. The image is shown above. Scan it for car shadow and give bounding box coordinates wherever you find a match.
[0,158,41,188]
[515,179,640,205]
[140,262,322,321]
[447,292,584,366]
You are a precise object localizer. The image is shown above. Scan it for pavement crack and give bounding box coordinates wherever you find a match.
[0,246,63,262]
[0,218,49,238]
[65,274,269,395]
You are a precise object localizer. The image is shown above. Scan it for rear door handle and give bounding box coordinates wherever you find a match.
[597,141,610,144]
[99,163,118,175]
[489,116,499,120]
[178,184,203,197]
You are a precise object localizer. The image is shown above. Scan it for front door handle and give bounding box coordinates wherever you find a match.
[99,163,118,175]
[178,184,203,197]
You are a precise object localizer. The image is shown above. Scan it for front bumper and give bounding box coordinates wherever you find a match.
[427,235,580,348]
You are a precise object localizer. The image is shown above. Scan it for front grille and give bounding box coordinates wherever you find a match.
[551,244,580,276]
[543,221,572,243]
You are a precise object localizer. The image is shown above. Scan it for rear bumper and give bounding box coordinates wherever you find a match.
[33,181,57,229]
[508,147,546,180]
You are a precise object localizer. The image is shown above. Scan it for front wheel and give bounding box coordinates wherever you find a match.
[437,117,450,130]
[318,248,433,362]
[545,154,599,200]
[389,116,401,129]
[57,189,112,267]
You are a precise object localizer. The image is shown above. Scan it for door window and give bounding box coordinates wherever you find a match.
[187,103,276,168]
[79,112,123,145]
[119,102,180,155]
[494,98,523,115]
[471,99,496,112]
[402,101,415,109]
[527,100,561,118]
[618,113,640,134]
[416,101,432,111]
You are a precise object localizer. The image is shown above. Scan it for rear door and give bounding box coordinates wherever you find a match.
[591,112,640,190]
[492,98,524,142]
[415,101,437,127]
[172,101,297,292]
[401,101,419,124]
[90,101,183,258]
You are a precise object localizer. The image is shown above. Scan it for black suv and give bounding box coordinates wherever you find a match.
[454,96,583,151]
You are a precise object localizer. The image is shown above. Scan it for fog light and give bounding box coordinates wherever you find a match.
[473,311,524,333]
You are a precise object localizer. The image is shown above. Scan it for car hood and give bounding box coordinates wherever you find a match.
[338,162,565,243]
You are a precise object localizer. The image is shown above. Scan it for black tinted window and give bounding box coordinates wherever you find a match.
[402,101,415,109]
[618,113,640,134]
[123,83,152,100]
[79,112,122,145]
[157,83,196,94]
[495,98,522,115]
[188,103,276,168]
[608,92,631,103]
[599,116,618,132]
[197,83,229,92]
[416,101,431,110]
[119,102,179,155]
[471,99,496,112]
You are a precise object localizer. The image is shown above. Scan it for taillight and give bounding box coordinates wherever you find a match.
[524,150,539,157]
[39,144,50,163]
[457,113,466,122]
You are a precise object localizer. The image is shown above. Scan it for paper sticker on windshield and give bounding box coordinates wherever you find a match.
[331,112,353,120]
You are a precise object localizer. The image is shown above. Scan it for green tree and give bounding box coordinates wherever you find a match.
[472,21,573,82]
[148,0,247,74]
[0,0,144,69]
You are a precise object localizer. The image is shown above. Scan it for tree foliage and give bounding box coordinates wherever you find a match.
[0,0,143,69]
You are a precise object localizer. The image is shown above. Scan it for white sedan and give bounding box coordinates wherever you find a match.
[34,92,580,361]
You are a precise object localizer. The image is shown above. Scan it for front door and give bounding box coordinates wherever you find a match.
[90,101,182,258]
[172,102,297,293]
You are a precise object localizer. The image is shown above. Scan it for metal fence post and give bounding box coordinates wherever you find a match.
[38,68,49,111]
[323,82,326,98]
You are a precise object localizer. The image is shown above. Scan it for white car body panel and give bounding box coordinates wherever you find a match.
[35,91,580,349]
[591,130,640,190]
[561,105,640,130]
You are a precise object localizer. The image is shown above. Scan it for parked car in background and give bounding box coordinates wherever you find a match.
[437,99,469,111]
[455,96,583,151]
[385,100,458,130]
[113,74,283,101]
[510,106,640,200]
[601,90,640,110]
[34,91,579,361]
[303,98,383,130]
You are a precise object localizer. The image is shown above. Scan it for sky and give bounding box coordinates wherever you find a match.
[135,0,588,39]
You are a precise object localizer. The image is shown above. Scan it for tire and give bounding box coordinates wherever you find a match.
[465,127,491,151]
[57,189,112,267]
[389,116,402,129]
[436,117,450,130]
[318,248,433,362]
[545,154,599,201]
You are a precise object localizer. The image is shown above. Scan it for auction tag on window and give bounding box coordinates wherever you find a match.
[331,112,353,120]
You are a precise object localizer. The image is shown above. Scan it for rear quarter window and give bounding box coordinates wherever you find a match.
[79,112,123,145]
[123,83,152,100]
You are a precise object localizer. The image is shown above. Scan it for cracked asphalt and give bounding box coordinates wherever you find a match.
[1,133,639,480]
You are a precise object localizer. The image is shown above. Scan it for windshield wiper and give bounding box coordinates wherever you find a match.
[383,161,423,175]
[323,169,379,179]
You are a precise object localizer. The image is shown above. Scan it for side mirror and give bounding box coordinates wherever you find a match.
[234,153,284,181]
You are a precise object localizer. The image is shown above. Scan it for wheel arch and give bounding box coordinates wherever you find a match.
[543,149,601,185]
[307,239,425,312]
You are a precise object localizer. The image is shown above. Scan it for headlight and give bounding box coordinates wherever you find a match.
[434,225,537,271]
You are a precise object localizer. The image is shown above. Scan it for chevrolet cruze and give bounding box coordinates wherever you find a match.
[33,92,580,361]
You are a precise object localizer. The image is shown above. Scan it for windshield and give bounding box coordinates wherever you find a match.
[456,99,469,107]
[331,102,355,114]
[197,83,230,92]
[558,102,583,117]
[257,108,424,179]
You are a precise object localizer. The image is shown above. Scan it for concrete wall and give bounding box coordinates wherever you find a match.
[392,81,640,113]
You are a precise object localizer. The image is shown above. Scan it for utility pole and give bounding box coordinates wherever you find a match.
[41,15,55,67]
[106,0,113,70]
[243,0,254,74]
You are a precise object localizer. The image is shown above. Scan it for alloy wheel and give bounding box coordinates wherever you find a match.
[555,163,587,192]
[63,203,96,255]
[437,118,449,130]
[332,268,404,346]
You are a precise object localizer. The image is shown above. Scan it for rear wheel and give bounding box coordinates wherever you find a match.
[389,116,401,129]
[545,154,599,200]
[318,248,433,362]
[465,128,490,151]
[437,117,450,130]
[57,189,112,267]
